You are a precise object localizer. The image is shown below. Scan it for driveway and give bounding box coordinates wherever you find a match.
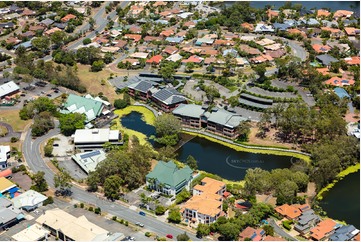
[0,121,21,142]
[268,218,296,241]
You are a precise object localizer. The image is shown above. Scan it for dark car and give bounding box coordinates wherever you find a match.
[166,234,173,239]
[46,94,52,97]
[139,211,146,216]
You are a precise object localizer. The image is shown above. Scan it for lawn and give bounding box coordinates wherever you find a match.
[0,109,32,132]
[76,64,121,103]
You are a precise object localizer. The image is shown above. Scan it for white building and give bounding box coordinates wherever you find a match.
[0,145,10,170]
[0,81,20,99]
[73,129,122,151]
[71,150,106,174]
[12,190,47,211]
[12,223,49,241]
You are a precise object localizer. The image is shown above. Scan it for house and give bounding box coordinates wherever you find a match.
[94,36,109,45]
[36,208,119,241]
[238,44,262,55]
[183,21,196,28]
[71,150,106,174]
[315,54,338,66]
[130,52,149,59]
[223,48,238,57]
[143,36,162,43]
[312,44,332,53]
[0,146,10,170]
[40,18,54,27]
[256,38,275,46]
[263,235,286,241]
[213,39,235,47]
[150,87,187,112]
[61,13,77,22]
[0,169,12,178]
[61,94,106,123]
[182,55,203,64]
[29,25,45,32]
[146,160,193,196]
[294,209,321,235]
[195,37,214,46]
[287,28,307,38]
[239,227,265,241]
[250,54,274,64]
[160,29,175,38]
[0,81,20,99]
[124,34,142,42]
[73,129,122,151]
[264,43,282,51]
[173,104,247,138]
[329,225,360,241]
[128,25,141,34]
[12,224,49,241]
[344,27,360,36]
[317,9,331,18]
[129,5,144,17]
[165,36,184,45]
[0,22,15,29]
[324,76,355,87]
[0,177,17,196]
[163,46,178,55]
[267,9,279,20]
[44,27,62,36]
[321,27,342,38]
[309,219,337,241]
[11,190,47,211]
[334,10,354,19]
[101,46,119,53]
[344,56,360,65]
[21,8,36,17]
[334,87,350,99]
[54,22,67,30]
[113,40,127,49]
[273,23,291,31]
[241,22,254,32]
[0,206,24,232]
[254,24,274,33]
[19,31,35,39]
[266,49,286,58]
[274,204,302,220]
[166,53,183,62]
[321,20,338,28]
[146,55,163,65]
[182,177,225,224]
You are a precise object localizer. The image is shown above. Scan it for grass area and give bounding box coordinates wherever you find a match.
[0,125,8,136]
[316,163,360,200]
[1,142,21,151]
[112,106,156,145]
[182,131,311,163]
[77,64,121,103]
[0,109,32,132]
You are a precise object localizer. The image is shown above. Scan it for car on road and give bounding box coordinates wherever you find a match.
[166,234,173,239]
[139,211,146,216]
[46,94,51,97]
[135,222,144,227]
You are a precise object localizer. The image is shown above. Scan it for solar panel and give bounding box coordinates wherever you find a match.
[80,150,101,159]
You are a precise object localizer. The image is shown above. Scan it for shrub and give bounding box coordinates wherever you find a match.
[80,203,84,208]
[43,196,54,206]
[112,216,117,221]
[145,232,151,237]
[120,219,124,224]
[124,221,128,226]
[10,137,18,143]
[94,207,101,215]
[88,207,94,212]
[74,204,78,208]
[44,139,54,157]
[282,220,292,230]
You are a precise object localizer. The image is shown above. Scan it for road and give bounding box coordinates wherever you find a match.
[22,122,201,241]
[269,218,296,241]
[0,121,21,142]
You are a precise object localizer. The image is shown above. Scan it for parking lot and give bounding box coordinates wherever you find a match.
[183,79,206,102]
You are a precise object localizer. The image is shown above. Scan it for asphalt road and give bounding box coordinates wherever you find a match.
[0,121,21,142]
[269,218,296,241]
[22,122,201,241]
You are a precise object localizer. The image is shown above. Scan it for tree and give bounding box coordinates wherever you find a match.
[83,38,91,45]
[54,171,72,194]
[159,62,176,81]
[263,225,274,236]
[104,52,113,64]
[275,180,298,205]
[167,207,181,223]
[237,121,251,141]
[51,30,66,47]
[185,62,195,73]
[59,113,85,136]
[76,46,101,65]
[32,36,50,52]
[254,63,266,83]
[218,222,240,240]
[175,188,191,204]
[176,233,190,241]
[114,97,130,109]
[31,112,55,137]
[86,172,99,192]
[91,60,105,72]
[186,155,198,170]
[89,17,96,30]
[104,175,122,200]
[197,224,210,237]
[30,171,48,192]
[154,114,182,146]
[204,85,220,104]
[155,205,166,215]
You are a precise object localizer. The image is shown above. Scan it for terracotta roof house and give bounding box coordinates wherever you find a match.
[224,33,239,40]
[274,204,302,220]
[312,44,332,53]
[160,29,175,38]
[266,49,286,58]
[241,22,254,32]
[153,1,167,7]
[263,235,286,241]
[334,10,354,19]
[44,27,62,36]
[267,9,279,19]
[94,36,109,45]
[121,58,140,66]
[146,55,163,65]
[159,10,172,17]
[317,9,331,18]
[128,25,141,34]
[6,37,21,45]
[344,27,360,36]
[129,5,144,16]
[182,177,225,224]
[113,40,127,49]
[124,34,142,42]
[183,21,196,28]
[163,46,178,55]
[61,14,77,23]
[22,8,36,17]
[20,31,35,39]
[264,43,282,51]
[324,76,355,87]
[344,56,360,65]
[199,48,218,56]
[143,36,162,42]
[321,27,342,37]
[214,39,235,47]
[238,44,262,55]
[286,28,307,39]
[310,219,338,241]
[175,30,187,38]
[182,55,203,64]
[250,54,273,64]
[239,227,265,241]
[29,25,45,32]
[204,57,217,65]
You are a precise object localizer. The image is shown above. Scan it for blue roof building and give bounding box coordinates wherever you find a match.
[334,87,350,99]
[273,23,291,31]
[329,225,359,241]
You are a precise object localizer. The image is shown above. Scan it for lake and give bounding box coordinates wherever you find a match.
[121,111,292,181]
[321,171,360,228]
[223,1,360,14]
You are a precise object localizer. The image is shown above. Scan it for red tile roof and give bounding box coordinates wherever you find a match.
[160,29,174,37]
[241,23,254,31]
[324,76,355,86]
[61,14,77,23]
[344,56,360,65]
[146,55,163,64]
[344,27,359,36]
[124,34,142,42]
[274,204,302,219]
[182,55,203,64]
[239,227,264,241]
[312,44,332,53]
[317,9,331,17]
[310,219,337,241]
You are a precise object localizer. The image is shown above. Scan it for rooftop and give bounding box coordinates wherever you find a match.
[73,129,119,144]
[71,150,107,174]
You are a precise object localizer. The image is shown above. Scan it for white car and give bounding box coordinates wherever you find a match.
[135,222,144,227]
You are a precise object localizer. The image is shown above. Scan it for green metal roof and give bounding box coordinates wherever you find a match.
[146,161,193,187]
[63,94,104,122]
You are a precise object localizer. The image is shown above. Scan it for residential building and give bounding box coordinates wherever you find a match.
[316,54,338,66]
[36,208,118,241]
[0,81,20,99]
[44,27,62,36]
[73,129,122,151]
[128,80,157,101]
[254,24,275,33]
[312,44,332,53]
[317,9,331,18]
[165,36,184,44]
[172,104,247,138]
[334,10,354,19]
[182,177,225,224]
[146,160,194,196]
[274,204,302,220]
[150,87,187,112]
[263,235,286,241]
[12,224,50,241]
[334,87,351,99]
[71,150,106,174]
[309,219,338,241]
[0,145,10,170]
[239,227,265,241]
[61,13,77,22]
[324,76,355,87]
[0,177,17,195]
[0,206,24,231]
[0,169,12,178]
[11,190,47,211]
[344,27,360,36]
[329,225,360,241]
[146,55,163,65]
[294,209,321,235]
[344,56,360,65]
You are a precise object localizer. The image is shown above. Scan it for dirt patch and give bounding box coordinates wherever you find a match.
[256,194,277,207]
[150,159,158,171]
[11,172,32,191]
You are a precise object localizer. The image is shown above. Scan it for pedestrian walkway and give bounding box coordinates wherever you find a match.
[134,102,159,117]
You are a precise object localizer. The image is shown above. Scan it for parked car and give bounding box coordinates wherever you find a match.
[46,94,51,97]
[166,234,173,239]
[135,222,144,227]
[139,211,146,216]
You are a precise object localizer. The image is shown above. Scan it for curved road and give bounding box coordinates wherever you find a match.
[23,122,200,241]
[0,121,21,142]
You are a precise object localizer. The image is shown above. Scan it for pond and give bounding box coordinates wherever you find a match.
[121,112,293,181]
[320,171,360,228]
